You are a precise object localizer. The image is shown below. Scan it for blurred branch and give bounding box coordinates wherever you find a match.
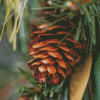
[88,81,93,100]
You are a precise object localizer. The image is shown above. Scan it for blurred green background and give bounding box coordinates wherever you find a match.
[0,0,39,99]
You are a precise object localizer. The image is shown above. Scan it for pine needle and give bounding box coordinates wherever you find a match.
[31,7,55,10]
[20,55,29,62]
[58,23,78,45]
[9,12,19,43]
[92,3,100,15]
[0,0,28,52]
[6,20,13,41]
[88,81,93,100]
[0,7,11,43]
[75,18,81,41]
[83,4,91,23]
[42,14,68,31]
[9,0,23,43]
[13,32,17,51]
[12,8,18,51]
[4,1,13,41]
[54,0,60,13]
[16,0,28,33]
[90,13,100,17]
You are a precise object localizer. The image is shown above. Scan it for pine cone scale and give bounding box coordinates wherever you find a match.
[47,65,57,75]
[63,51,75,62]
[38,65,47,72]
[46,51,63,59]
[37,23,50,29]
[38,45,58,51]
[57,66,66,78]
[40,58,55,65]
[56,45,72,54]
[32,41,49,48]
[32,52,49,59]
[56,59,67,69]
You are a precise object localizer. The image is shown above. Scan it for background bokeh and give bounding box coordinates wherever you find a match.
[0,0,39,99]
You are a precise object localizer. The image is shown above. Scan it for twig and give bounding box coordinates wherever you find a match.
[88,80,93,100]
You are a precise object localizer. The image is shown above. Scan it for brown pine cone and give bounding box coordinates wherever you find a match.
[28,19,85,84]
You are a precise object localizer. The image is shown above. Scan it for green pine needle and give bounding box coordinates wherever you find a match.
[42,15,68,31]
[22,87,35,93]
[75,18,81,41]
[37,84,44,88]
[55,85,60,93]
[90,13,100,17]
[20,55,29,62]
[14,83,23,92]
[83,4,91,23]
[50,91,54,97]
[52,0,64,4]
[43,88,49,96]
[31,7,55,10]
[81,23,87,40]
[92,3,100,15]
[49,86,55,92]
[16,67,33,80]
[29,78,38,84]
[58,23,78,45]
[30,97,34,100]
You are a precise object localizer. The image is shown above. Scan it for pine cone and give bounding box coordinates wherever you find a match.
[28,19,84,84]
